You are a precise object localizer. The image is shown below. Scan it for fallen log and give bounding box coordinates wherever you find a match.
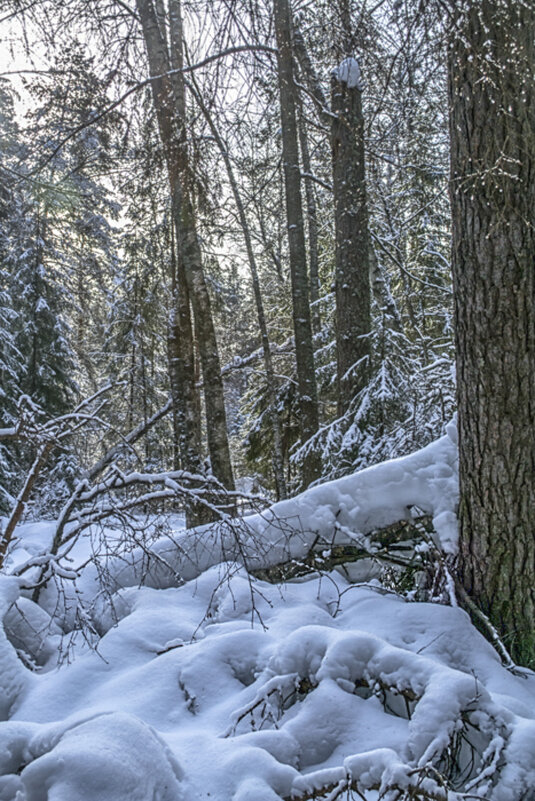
[251,514,434,582]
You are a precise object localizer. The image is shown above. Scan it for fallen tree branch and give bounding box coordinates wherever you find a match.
[87,398,173,481]
[19,469,268,600]
[0,386,115,566]
[251,514,434,582]
[0,440,56,565]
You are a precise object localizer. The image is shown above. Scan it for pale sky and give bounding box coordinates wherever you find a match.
[0,13,52,118]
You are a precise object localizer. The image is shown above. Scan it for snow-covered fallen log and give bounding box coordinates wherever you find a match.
[27,422,458,628]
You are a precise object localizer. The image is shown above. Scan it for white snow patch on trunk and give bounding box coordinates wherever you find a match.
[334,57,362,89]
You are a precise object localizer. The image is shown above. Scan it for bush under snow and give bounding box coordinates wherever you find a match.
[1,428,535,800]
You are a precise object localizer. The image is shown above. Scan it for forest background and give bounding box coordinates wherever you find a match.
[0,2,535,798]
[0,0,454,526]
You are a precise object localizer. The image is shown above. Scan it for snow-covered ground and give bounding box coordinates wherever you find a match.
[1,428,535,800]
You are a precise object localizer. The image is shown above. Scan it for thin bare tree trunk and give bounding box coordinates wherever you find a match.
[0,441,54,567]
[274,0,321,488]
[189,78,288,499]
[88,400,173,482]
[136,0,235,494]
[298,109,321,336]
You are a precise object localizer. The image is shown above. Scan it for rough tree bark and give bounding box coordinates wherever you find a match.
[332,57,371,417]
[449,0,535,666]
[167,228,208,527]
[274,0,321,488]
[136,0,235,496]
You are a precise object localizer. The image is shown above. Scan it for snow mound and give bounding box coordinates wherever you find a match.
[1,567,535,800]
[3,428,535,799]
[0,577,29,720]
[15,712,183,801]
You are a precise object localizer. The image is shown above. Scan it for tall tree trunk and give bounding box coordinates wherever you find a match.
[331,60,371,417]
[297,109,321,335]
[274,0,321,488]
[167,228,211,526]
[292,14,372,418]
[449,0,535,666]
[136,0,235,495]
[189,77,288,499]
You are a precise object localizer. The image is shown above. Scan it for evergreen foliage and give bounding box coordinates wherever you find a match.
[0,0,467,516]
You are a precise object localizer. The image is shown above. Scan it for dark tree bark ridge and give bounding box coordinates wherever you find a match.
[332,65,371,416]
[449,0,535,666]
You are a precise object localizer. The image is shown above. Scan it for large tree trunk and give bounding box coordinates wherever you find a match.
[331,61,371,417]
[449,0,535,666]
[274,0,321,488]
[136,0,235,495]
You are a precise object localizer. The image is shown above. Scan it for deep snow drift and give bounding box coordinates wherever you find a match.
[1,427,535,801]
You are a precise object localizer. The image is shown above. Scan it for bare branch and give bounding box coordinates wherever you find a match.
[87,399,173,482]
[26,45,277,178]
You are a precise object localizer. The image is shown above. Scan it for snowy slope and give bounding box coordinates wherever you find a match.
[1,428,535,800]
